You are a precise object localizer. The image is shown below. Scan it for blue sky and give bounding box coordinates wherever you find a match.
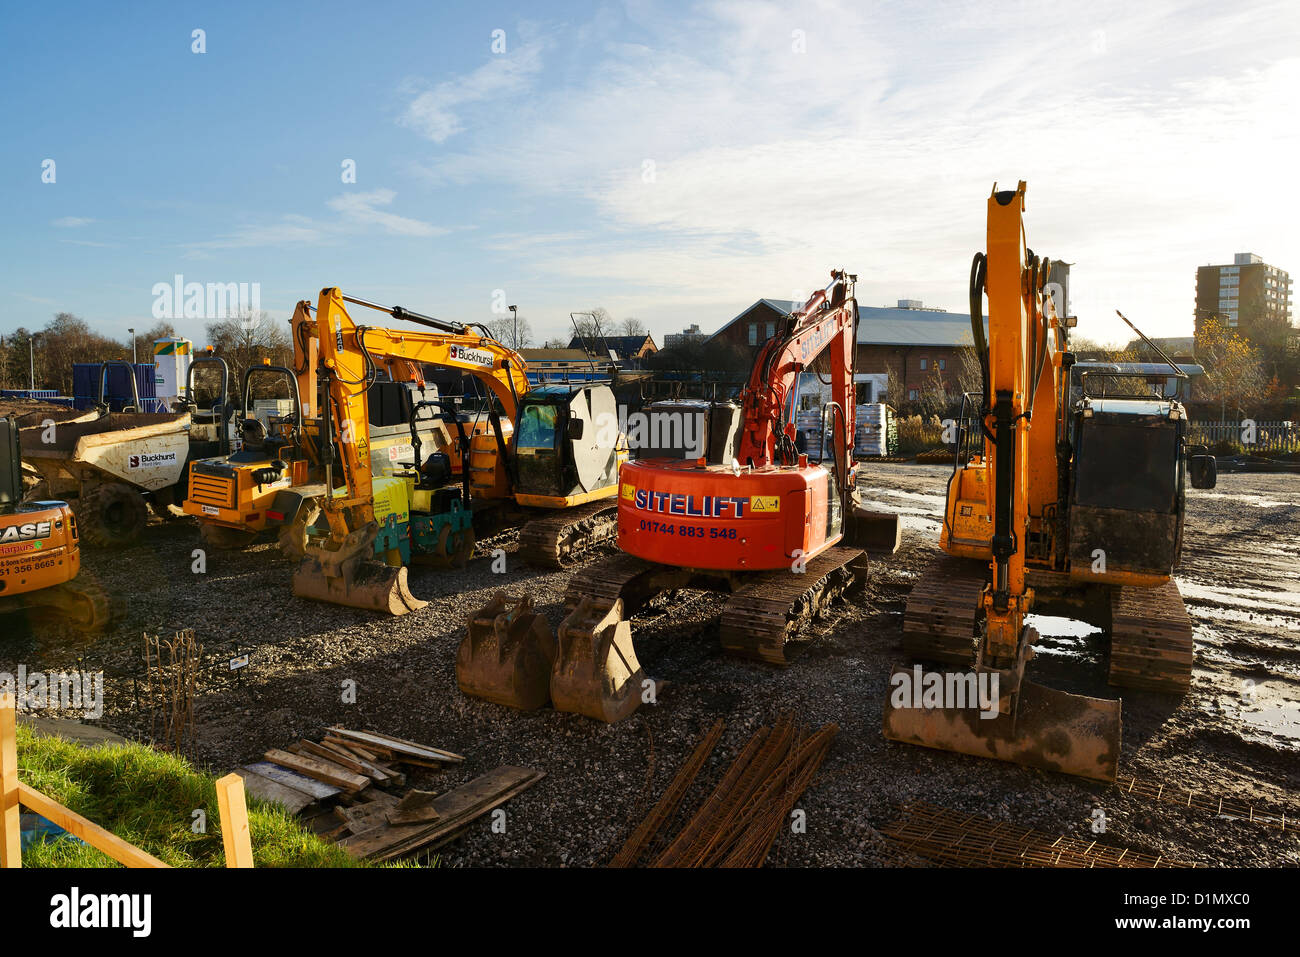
[2,0,1298,349]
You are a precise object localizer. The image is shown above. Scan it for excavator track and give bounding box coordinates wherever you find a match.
[1108,581,1194,694]
[518,501,620,569]
[562,552,683,614]
[901,557,985,666]
[718,546,867,664]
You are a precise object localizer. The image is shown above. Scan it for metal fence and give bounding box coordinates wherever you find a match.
[1189,420,1299,453]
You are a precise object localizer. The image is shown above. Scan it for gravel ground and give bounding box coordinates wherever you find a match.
[3,463,1297,867]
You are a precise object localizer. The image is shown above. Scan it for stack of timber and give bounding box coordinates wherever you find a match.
[611,713,837,868]
[233,727,540,860]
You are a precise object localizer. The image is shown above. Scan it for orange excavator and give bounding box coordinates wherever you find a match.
[460,270,900,720]
[882,182,1216,782]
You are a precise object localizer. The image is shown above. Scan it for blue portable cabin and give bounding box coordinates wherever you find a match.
[72,362,164,412]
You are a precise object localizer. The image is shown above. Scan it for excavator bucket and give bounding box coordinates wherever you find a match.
[848,506,902,554]
[551,597,646,723]
[292,521,426,615]
[881,664,1121,782]
[457,593,557,710]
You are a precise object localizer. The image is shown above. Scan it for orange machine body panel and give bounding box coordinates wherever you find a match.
[0,502,80,597]
[617,458,837,571]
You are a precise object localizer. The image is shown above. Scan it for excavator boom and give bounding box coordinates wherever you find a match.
[883,183,1122,782]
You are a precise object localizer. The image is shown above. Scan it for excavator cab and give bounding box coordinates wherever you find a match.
[512,385,621,502]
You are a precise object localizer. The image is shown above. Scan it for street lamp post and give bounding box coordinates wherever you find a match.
[508,305,518,349]
[128,327,136,364]
[28,335,39,392]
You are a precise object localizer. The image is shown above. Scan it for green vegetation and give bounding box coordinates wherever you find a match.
[896,414,946,455]
[16,724,365,868]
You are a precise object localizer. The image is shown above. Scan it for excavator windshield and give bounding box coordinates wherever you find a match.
[516,403,558,450]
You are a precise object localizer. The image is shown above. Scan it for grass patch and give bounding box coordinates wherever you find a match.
[16,723,367,867]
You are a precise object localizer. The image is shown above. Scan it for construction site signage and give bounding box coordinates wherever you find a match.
[449,344,495,368]
[128,450,179,470]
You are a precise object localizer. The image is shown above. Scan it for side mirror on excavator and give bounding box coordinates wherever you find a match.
[567,418,585,441]
[1189,453,1217,490]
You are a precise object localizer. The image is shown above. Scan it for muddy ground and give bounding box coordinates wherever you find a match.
[3,463,1297,867]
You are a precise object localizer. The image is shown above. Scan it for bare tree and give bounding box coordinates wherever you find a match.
[619,317,648,337]
[483,315,533,351]
[204,310,290,389]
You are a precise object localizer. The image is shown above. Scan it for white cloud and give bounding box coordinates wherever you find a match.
[326,189,446,237]
[52,216,95,227]
[184,191,442,252]
[397,0,1300,343]
[399,40,546,143]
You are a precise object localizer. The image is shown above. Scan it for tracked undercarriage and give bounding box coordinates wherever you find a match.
[2,577,125,633]
[901,557,1195,696]
[516,501,620,569]
[460,546,867,722]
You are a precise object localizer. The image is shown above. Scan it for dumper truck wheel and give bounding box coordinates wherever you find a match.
[199,522,258,550]
[76,482,149,548]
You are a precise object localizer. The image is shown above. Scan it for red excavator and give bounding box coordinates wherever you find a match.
[460,270,899,720]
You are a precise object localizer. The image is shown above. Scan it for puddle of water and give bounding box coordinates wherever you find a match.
[1215,680,1300,749]
[1194,492,1296,508]
[1189,605,1300,631]
[863,488,948,507]
[1026,614,1102,658]
[1178,579,1300,614]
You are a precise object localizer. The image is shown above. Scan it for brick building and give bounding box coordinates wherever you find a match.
[707,298,979,404]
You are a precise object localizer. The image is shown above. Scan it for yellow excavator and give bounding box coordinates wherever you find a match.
[882,182,1216,782]
[0,415,123,632]
[291,287,626,614]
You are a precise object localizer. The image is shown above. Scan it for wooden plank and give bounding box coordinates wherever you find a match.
[323,737,388,761]
[17,783,169,868]
[313,739,402,785]
[1,694,19,868]
[341,767,543,861]
[232,768,317,815]
[215,773,255,868]
[386,790,441,825]
[299,739,374,777]
[327,727,465,763]
[265,749,370,793]
[244,761,342,801]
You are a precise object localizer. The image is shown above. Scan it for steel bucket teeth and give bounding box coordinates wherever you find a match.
[881,665,1122,782]
[458,593,557,710]
[551,597,646,723]
[292,520,427,615]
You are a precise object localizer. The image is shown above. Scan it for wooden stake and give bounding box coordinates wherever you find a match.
[1,694,20,869]
[215,773,254,868]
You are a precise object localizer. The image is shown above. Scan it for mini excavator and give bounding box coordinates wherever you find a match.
[460,270,900,720]
[0,416,122,632]
[882,182,1217,782]
[290,288,626,614]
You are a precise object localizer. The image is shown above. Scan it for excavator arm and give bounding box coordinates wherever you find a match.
[738,270,858,482]
[292,287,531,614]
[883,183,1122,782]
